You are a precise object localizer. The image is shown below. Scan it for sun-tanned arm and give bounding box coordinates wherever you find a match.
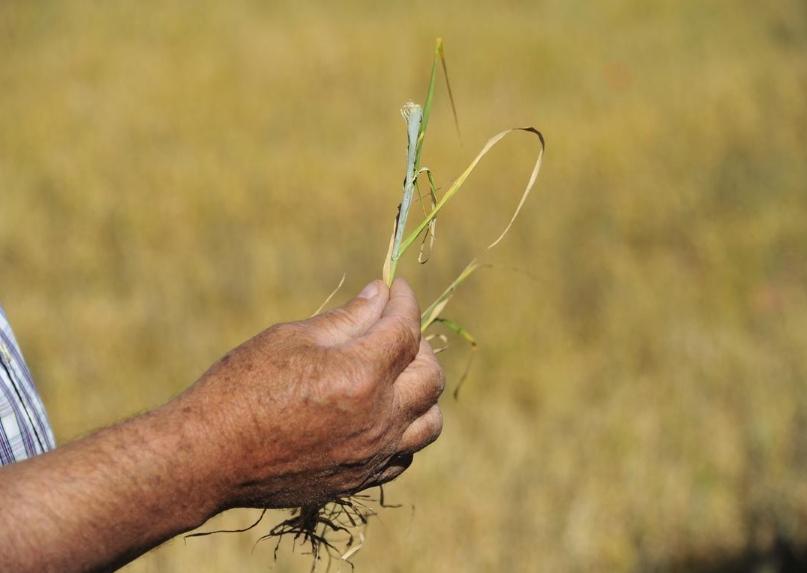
[0,279,445,573]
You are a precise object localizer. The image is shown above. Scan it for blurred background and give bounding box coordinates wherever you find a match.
[2,0,806,571]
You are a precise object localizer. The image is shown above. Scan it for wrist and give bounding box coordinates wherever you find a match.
[143,400,230,530]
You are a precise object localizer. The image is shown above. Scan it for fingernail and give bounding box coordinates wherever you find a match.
[357,281,379,300]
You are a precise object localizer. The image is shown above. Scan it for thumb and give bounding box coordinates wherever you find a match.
[305,280,389,345]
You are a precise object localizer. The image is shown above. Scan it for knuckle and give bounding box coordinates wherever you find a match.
[426,357,446,398]
[348,379,377,404]
[264,321,291,337]
[391,316,420,361]
[323,350,383,408]
[435,368,446,399]
[429,407,444,440]
[334,366,377,406]
[329,308,359,330]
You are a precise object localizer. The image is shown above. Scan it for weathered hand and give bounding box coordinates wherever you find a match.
[175,278,445,510]
[0,278,442,573]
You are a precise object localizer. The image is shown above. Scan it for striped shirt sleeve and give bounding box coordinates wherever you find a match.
[0,304,55,465]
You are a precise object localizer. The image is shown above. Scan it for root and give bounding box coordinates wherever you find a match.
[261,491,384,571]
[186,487,397,571]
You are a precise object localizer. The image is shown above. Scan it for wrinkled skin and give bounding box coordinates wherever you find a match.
[0,278,444,573]
[176,278,445,511]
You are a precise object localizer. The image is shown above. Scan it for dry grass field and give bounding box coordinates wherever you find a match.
[2,1,807,571]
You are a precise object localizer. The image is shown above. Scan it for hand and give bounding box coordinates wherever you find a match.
[174,278,445,510]
[0,278,442,573]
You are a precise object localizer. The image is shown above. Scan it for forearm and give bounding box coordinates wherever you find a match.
[0,401,223,573]
[0,279,441,571]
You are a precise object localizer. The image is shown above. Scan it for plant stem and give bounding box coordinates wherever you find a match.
[387,102,423,284]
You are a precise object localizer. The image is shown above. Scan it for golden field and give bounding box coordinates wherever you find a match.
[1,1,806,571]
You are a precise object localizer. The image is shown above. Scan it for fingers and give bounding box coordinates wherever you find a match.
[356,278,422,380]
[374,453,414,486]
[357,402,443,491]
[305,280,389,345]
[398,405,443,454]
[393,339,445,419]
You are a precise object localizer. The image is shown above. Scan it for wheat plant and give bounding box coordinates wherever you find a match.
[188,38,545,571]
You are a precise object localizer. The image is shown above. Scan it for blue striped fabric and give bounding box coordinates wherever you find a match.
[0,305,55,465]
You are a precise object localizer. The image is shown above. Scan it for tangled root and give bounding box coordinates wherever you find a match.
[186,487,399,571]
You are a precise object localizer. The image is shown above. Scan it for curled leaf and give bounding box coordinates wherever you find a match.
[397,127,545,261]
